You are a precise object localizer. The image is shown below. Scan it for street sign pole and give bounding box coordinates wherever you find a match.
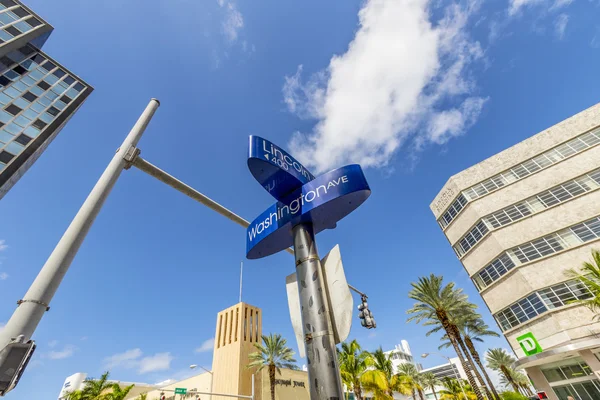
[292,223,344,399]
[0,99,160,350]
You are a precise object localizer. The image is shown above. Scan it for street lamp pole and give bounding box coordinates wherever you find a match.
[422,352,468,400]
[0,98,160,349]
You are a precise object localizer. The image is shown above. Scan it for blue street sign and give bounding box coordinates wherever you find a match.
[247,135,315,201]
[246,164,371,259]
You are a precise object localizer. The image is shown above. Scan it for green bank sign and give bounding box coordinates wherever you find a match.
[517,332,543,356]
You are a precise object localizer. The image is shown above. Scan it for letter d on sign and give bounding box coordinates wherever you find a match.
[517,332,542,356]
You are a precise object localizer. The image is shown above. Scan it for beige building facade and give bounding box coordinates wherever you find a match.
[431,103,600,400]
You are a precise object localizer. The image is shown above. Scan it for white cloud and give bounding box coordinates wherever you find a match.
[509,0,574,15]
[219,0,244,42]
[137,353,174,374]
[0,240,7,252]
[554,13,569,38]
[47,345,76,360]
[195,338,215,353]
[0,272,7,280]
[103,348,173,375]
[48,340,59,348]
[283,0,487,173]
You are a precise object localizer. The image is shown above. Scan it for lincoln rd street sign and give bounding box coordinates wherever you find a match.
[245,135,371,399]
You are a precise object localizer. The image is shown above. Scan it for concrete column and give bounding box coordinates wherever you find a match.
[579,349,600,380]
[526,366,558,400]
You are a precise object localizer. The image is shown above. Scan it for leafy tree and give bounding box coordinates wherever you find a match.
[361,348,397,399]
[247,333,296,400]
[407,274,484,400]
[103,383,134,400]
[439,315,501,400]
[421,372,442,400]
[486,349,520,393]
[136,394,148,400]
[440,378,476,400]
[396,363,425,400]
[566,249,600,318]
[338,340,370,400]
[500,391,529,400]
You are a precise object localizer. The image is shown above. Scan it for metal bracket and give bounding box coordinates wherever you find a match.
[295,255,320,266]
[123,146,141,170]
[17,299,50,311]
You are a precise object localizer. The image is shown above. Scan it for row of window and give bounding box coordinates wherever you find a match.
[0,46,85,169]
[0,4,42,44]
[494,278,593,331]
[542,360,593,383]
[454,168,600,257]
[474,215,600,290]
[438,127,600,229]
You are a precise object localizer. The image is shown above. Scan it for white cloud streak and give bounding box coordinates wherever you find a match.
[0,272,7,280]
[554,13,569,39]
[219,0,244,42]
[195,338,215,353]
[47,345,77,360]
[509,0,574,15]
[48,340,59,348]
[103,348,173,374]
[283,0,487,173]
[0,240,7,251]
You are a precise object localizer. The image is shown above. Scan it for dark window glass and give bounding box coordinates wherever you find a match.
[5,26,21,37]
[0,56,13,68]
[63,76,75,86]
[12,65,26,75]
[0,76,10,87]
[36,80,50,91]
[22,91,36,102]
[73,82,84,92]
[19,45,35,56]
[12,7,28,18]
[59,95,72,104]
[32,54,45,64]
[52,69,66,78]
[46,106,59,116]
[27,17,41,27]
[40,60,56,71]
[4,103,21,115]
[0,0,16,7]
[32,119,46,130]
[14,133,31,145]
[0,150,14,163]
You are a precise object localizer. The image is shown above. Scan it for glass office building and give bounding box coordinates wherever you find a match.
[0,0,92,199]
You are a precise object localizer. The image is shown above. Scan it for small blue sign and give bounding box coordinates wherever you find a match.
[246,164,371,259]
[247,135,315,201]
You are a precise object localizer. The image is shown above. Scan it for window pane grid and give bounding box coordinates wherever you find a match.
[437,127,600,229]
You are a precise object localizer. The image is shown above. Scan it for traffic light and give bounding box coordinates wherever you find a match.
[357,295,376,329]
[0,339,36,396]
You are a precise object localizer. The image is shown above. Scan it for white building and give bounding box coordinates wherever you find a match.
[385,340,416,373]
[431,102,600,400]
[420,357,469,400]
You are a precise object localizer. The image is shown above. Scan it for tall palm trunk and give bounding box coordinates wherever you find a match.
[354,379,363,400]
[453,328,492,400]
[465,336,501,400]
[418,388,425,400]
[431,386,439,400]
[500,365,519,393]
[412,388,417,400]
[269,364,276,400]
[437,311,484,400]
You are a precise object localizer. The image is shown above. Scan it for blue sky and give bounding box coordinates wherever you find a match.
[1,0,600,398]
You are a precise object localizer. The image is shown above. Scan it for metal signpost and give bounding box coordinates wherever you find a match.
[245,136,371,399]
[174,388,187,395]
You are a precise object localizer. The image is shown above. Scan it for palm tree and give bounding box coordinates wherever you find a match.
[421,372,442,400]
[486,349,519,393]
[104,383,134,400]
[362,348,396,399]
[136,394,148,400]
[397,363,425,400]
[567,249,600,318]
[439,315,501,400]
[80,372,114,399]
[247,333,297,400]
[338,340,370,400]
[407,274,485,400]
[440,378,476,400]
